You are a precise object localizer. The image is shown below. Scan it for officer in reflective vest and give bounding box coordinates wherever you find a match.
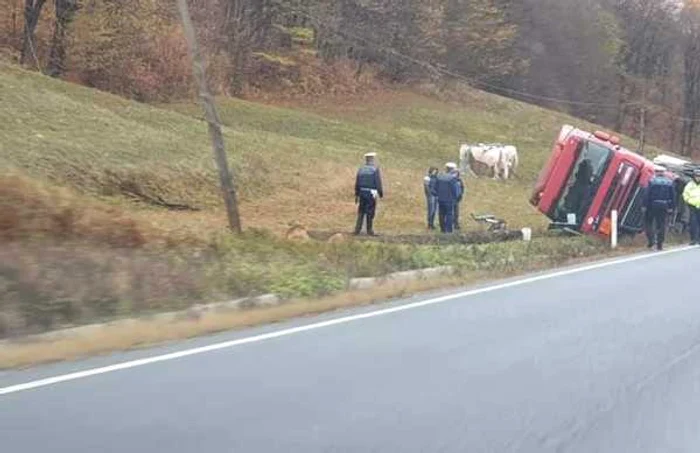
[682,168,700,245]
[642,165,676,251]
[354,152,384,235]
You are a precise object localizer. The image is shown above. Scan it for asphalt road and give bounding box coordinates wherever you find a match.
[3,247,700,452]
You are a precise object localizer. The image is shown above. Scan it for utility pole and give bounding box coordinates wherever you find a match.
[175,0,242,233]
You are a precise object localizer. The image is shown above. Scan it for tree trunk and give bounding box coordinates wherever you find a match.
[681,5,700,156]
[614,75,629,133]
[638,78,648,155]
[20,0,48,68]
[680,116,696,156]
[229,46,248,97]
[681,52,700,155]
[222,0,271,98]
[46,0,78,77]
[354,58,365,79]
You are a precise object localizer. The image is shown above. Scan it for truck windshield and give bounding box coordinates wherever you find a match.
[553,139,612,226]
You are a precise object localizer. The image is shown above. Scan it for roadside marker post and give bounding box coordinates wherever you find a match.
[611,210,618,249]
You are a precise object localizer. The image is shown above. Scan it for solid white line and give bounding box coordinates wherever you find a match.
[0,245,695,397]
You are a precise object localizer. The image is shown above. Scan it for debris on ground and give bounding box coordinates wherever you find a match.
[307,229,524,245]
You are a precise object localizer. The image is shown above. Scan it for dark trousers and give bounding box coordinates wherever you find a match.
[438,201,454,233]
[690,206,700,244]
[645,206,668,247]
[355,192,377,234]
[426,195,437,228]
[454,201,461,230]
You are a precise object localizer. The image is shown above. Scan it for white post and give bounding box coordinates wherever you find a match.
[521,227,532,241]
[611,210,618,249]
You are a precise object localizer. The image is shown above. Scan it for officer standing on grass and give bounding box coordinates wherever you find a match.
[424,166,439,230]
[683,168,700,245]
[643,165,676,251]
[354,152,384,236]
[452,168,465,231]
[431,162,462,233]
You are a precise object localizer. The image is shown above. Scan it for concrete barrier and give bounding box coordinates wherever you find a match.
[2,266,453,344]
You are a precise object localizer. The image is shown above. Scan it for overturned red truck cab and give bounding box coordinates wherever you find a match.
[529,125,659,237]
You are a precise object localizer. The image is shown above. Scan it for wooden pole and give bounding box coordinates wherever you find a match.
[175,0,242,233]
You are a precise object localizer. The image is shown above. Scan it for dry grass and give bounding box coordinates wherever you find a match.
[0,160,647,341]
[0,169,209,247]
[0,170,150,245]
[0,238,665,370]
[0,277,469,369]
[1,62,665,238]
[0,61,677,355]
[0,224,617,338]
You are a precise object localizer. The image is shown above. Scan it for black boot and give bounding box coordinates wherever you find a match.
[367,217,375,236]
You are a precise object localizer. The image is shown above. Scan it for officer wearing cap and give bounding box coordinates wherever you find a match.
[430,162,462,233]
[354,152,384,235]
[451,167,465,230]
[683,168,700,245]
[423,166,439,230]
[643,165,676,250]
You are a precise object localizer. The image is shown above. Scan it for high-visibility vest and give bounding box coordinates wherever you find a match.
[683,180,700,208]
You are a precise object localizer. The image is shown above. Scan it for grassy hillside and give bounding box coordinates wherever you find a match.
[1,62,662,236]
[1,62,660,338]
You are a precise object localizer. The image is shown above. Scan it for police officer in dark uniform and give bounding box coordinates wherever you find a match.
[643,164,676,251]
[452,168,465,231]
[354,152,384,235]
[424,167,439,230]
[430,162,462,233]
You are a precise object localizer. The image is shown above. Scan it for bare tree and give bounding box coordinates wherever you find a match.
[680,3,700,155]
[20,0,48,68]
[47,0,80,77]
[222,0,276,96]
[612,0,677,151]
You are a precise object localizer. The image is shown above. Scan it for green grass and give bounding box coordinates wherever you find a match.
[1,61,664,234]
[1,231,615,336]
[0,61,669,338]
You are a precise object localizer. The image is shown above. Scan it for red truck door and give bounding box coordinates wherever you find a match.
[592,160,640,236]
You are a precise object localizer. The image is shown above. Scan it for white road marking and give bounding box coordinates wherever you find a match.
[0,245,695,397]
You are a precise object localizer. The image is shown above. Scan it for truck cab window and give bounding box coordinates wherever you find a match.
[554,140,612,226]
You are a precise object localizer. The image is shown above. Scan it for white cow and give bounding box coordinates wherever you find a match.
[459,143,519,180]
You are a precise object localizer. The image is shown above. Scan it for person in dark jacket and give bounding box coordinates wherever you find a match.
[561,159,593,224]
[423,167,438,230]
[430,162,462,233]
[354,152,384,235]
[643,165,676,250]
[452,169,465,231]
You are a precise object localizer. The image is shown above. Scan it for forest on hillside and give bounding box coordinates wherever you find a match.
[2,0,700,156]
